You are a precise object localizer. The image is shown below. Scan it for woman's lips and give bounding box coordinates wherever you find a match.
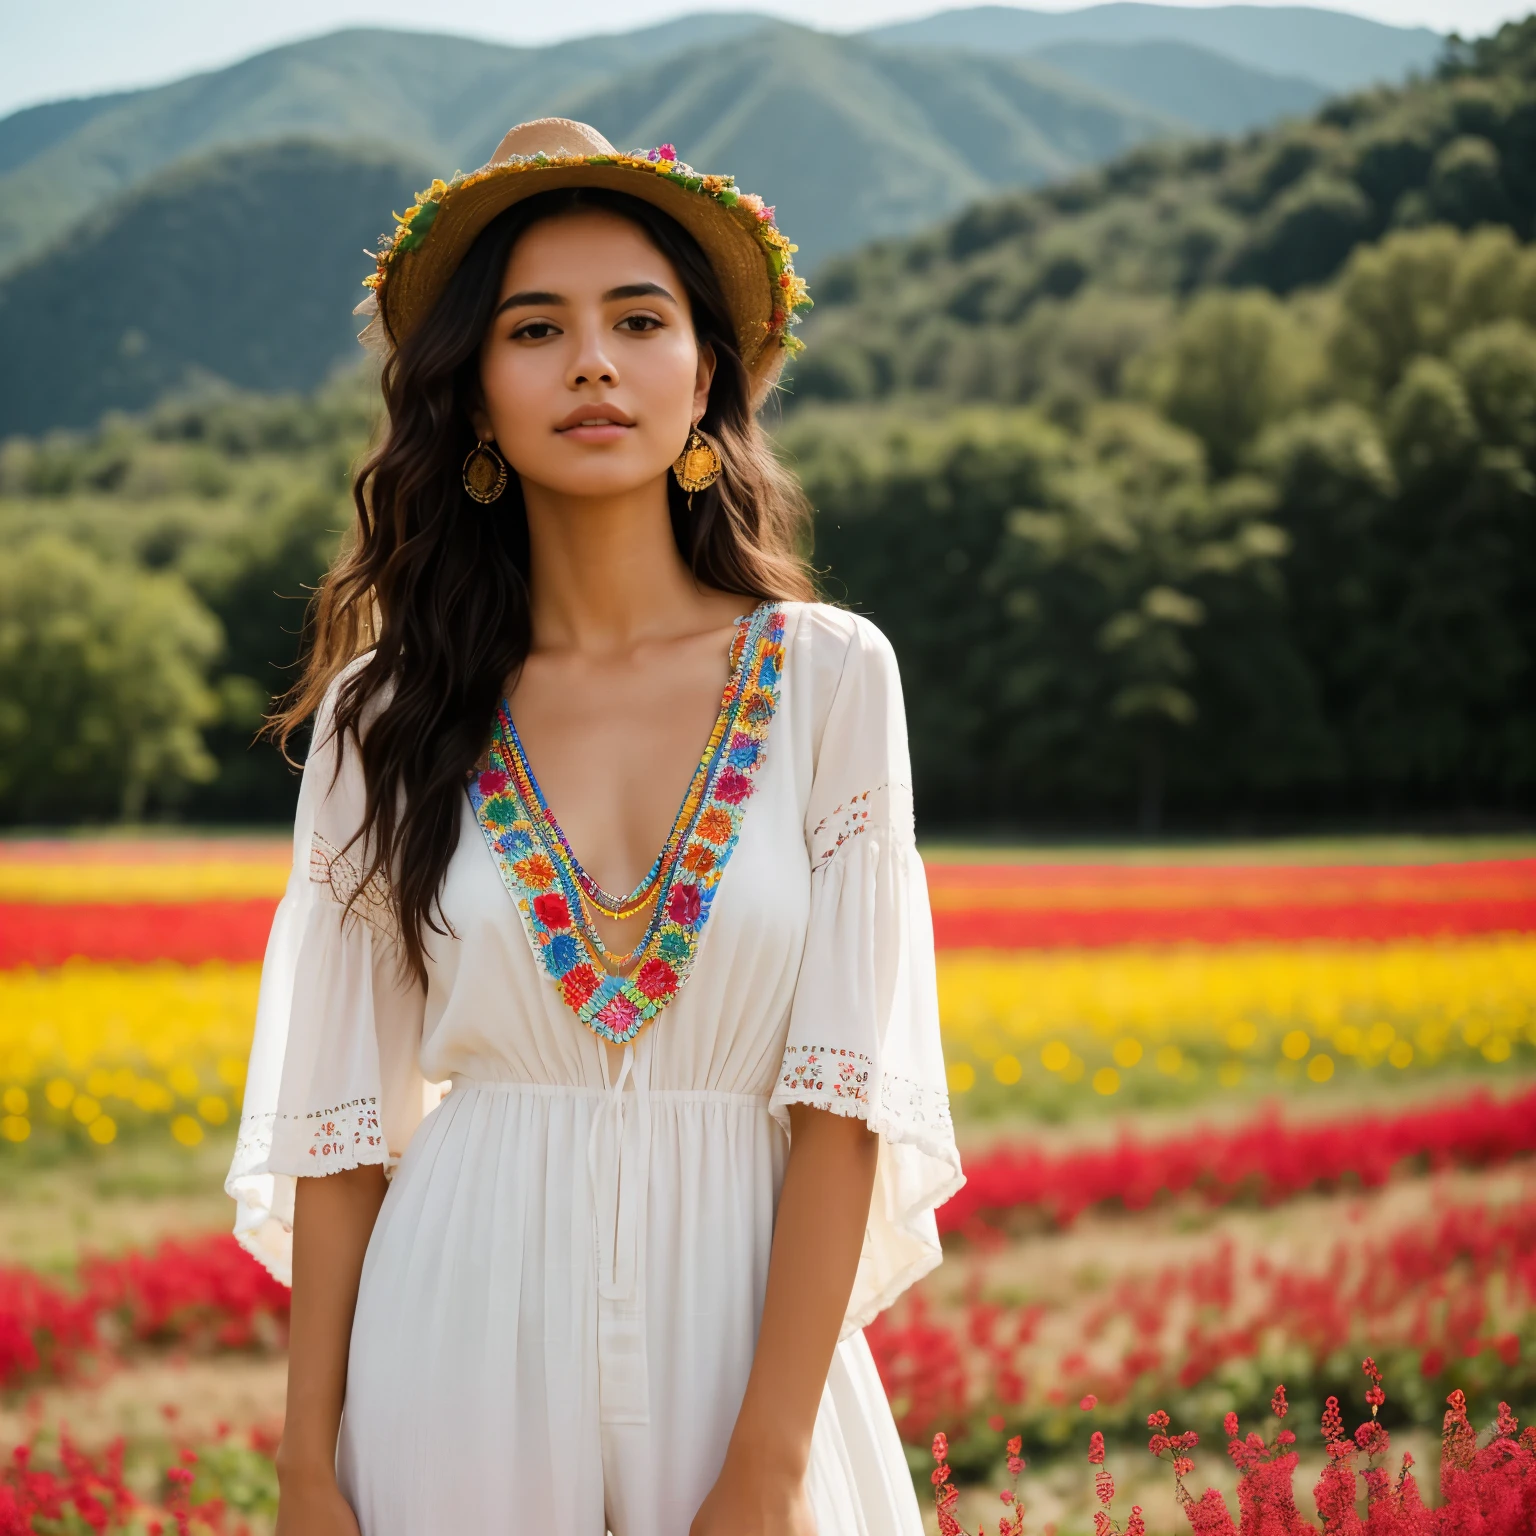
[557,419,634,443]
[556,411,632,442]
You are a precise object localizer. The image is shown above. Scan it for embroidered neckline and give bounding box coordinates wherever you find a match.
[468,603,787,1044]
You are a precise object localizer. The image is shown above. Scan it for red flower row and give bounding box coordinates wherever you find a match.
[871,1190,1536,1447]
[940,1084,1536,1234]
[0,1235,290,1391]
[6,860,1530,965]
[0,901,279,966]
[928,858,1536,948]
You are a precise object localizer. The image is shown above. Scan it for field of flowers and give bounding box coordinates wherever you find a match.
[0,835,1533,1533]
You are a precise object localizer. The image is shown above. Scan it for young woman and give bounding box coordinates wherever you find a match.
[226,118,963,1536]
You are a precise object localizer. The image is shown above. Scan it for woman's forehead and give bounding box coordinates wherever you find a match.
[499,209,678,294]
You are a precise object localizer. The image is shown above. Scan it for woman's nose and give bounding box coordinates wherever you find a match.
[567,320,618,388]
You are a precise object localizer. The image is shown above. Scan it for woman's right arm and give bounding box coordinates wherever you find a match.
[275,1164,390,1535]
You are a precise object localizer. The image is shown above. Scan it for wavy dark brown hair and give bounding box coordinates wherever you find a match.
[272,186,815,981]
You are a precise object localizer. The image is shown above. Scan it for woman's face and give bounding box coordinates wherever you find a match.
[475,207,715,500]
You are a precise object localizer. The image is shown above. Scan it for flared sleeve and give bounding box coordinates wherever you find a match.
[770,612,965,1338]
[225,666,433,1284]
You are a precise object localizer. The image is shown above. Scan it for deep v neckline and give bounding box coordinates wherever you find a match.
[468,603,788,1045]
[496,606,759,920]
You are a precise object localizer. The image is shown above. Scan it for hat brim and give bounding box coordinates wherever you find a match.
[376,158,792,405]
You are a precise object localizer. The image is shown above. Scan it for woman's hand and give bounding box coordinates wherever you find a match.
[688,1443,817,1536]
[274,1463,364,1536]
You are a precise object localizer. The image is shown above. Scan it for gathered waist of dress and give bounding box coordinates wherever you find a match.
[445,1072,772,1108]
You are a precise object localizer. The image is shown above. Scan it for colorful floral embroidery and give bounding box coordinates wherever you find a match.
[468,604,787,1045]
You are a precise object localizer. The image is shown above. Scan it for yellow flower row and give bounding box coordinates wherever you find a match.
[936,936,1536,1097]
[0,857,289,902]
[3,937,1533,1150]
[0,960,257,1149]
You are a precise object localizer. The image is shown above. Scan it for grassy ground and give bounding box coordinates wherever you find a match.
[0,1134,237,1273]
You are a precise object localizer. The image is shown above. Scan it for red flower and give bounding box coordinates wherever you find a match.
[561,965,599,1008]
[478,769,509,795]
[1088,1431,1105,1465]
[1080,1394,1098,1411]
[714,767,754,804]
[532,893,570,930]
[635,958,677,1001]
[667,884,702,925]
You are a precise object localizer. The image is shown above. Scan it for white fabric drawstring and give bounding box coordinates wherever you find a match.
[587,1036,652,1423]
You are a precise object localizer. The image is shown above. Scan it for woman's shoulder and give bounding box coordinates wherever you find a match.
[779,600,898,679]
[778,602,904,758]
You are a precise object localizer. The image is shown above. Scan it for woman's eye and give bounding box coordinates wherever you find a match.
[513,321,558,340]
[619,315,662,332]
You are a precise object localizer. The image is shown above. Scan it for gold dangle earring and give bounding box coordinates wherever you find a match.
[671,425,722,510]
[462,438,508,503]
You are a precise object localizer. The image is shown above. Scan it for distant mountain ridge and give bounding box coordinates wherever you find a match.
[867,4,1443,91]
[1030,39,1326,132]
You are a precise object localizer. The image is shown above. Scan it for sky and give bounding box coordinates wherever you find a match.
[2,0,1527,121]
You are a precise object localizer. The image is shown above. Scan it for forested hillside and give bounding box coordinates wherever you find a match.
[0,140,428,435]
[791,21,1536,404]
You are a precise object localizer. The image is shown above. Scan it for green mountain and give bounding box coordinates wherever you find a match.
[1031,40,1326,133]
[0,139,428,436]
[868,4,1443,92]
[0,17,776,279]
[552,24,1178,263]
[788,18,1534,408]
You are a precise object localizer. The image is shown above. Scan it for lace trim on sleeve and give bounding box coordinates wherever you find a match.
[775,1044,957,1148]
[234,1095,391,1180]
[808,780,914,872]
[310,832,398,941]
[779,1044,872,1109]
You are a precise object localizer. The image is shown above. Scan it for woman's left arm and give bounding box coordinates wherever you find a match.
[689,1102,879,1535]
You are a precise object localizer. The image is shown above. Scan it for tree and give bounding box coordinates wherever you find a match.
[0,536,221,822]
[1140,289,1311,476]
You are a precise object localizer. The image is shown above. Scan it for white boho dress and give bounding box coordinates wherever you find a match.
[226,600,964,1536]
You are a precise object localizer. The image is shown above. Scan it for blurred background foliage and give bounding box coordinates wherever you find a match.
[1,18,1535,830]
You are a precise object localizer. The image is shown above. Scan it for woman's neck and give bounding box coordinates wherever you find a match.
[521,473,714,654]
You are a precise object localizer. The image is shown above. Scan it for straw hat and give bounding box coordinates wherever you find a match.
[354,117,811,403]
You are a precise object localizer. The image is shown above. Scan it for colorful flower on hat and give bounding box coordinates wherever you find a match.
[366,147,811,359]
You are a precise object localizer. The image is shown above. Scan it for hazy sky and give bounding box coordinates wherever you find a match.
[2,0,1525,120]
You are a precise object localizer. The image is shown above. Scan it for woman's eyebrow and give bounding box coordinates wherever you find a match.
[603,282,676,304]
[494,281,676,317]
[496,289,562,315]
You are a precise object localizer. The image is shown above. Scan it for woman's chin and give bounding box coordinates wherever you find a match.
[521,461,674,503]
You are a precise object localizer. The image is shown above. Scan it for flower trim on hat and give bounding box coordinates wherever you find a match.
[364,144,812,357]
